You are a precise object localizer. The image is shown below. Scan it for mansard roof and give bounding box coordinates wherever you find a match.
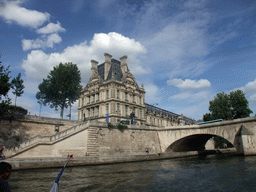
[145,103,194,124]
[98,59,124,81]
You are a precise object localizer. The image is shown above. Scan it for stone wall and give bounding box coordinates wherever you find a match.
[95,127,161,156]
[1,115,81,139]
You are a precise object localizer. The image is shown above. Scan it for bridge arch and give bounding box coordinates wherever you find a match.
[165,134,234,152]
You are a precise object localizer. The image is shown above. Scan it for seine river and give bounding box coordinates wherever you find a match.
[9,154,256,191]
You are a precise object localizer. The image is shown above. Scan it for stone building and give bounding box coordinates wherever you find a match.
[78,53,193,126]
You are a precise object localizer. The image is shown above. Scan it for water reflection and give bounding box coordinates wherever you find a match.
[10,154,256,192]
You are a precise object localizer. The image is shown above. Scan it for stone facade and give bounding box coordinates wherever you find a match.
[78,53,193,126]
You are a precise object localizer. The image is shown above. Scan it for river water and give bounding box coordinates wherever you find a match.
[9,154,256,192]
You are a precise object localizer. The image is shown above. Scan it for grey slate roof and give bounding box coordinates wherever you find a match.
[145,103,194,124]
[98,59,124,81]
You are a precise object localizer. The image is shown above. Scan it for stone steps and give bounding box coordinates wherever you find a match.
[87,128,99,156]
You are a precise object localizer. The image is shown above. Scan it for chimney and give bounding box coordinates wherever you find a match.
[120,55,128,74]
[104,53,112,80]
[90,60,98,76]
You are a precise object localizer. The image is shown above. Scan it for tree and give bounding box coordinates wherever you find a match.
[203,113,213,122]
[36,62,82,119]
[230,90,253,119]
[209,92,232,120]
[11,73,25,107]
[36,92,45,117]
[204,90,253,121]
[0,59,12,119]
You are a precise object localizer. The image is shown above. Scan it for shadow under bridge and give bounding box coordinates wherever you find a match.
[166,134,234,152]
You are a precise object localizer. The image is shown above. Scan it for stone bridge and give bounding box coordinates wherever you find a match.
[5,116,256,159]
[157,117,256,155]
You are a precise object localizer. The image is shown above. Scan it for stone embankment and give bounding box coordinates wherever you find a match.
[5,148,238,170]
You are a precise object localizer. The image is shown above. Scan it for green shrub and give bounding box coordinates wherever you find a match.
[8,105,28,115]
[117,123,128,132]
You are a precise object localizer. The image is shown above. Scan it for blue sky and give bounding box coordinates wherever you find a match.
[1,0,256,120]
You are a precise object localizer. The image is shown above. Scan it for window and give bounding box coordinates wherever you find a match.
[106,104,109,114]
[93,94,95,102]
[117,103,120,113]
[139,97,141,104]
[81,110,83,120]
[125,105,128,115]
[82,98,84,106]
[106,90,109,99]
[133,95,135,103]
[125,92,128,101]
[88,109,90,118]
[117,90,119,99]
[97,106,99,116]
[88,96,90,104]
[140,108,142,118]
[93,107,95,117]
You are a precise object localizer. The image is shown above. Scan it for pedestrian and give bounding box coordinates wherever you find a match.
[0,162,12,192]
[146,148,149,153]
[70,154,73,160]
[67,154,70,159]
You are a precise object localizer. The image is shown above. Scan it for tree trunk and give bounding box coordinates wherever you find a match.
[15,95,17,107]
[60,105,64,119]
[69,102,71,120]
[39,103,42,117]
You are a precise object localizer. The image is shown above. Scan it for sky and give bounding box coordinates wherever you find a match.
[1,0,256,121]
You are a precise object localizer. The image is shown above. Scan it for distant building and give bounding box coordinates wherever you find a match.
[78,53,193,126]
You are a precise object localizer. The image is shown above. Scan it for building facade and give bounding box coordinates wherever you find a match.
[78,53,193,126]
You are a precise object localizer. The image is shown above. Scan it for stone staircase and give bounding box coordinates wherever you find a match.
[5,122,89,158]
[87,127,99,156]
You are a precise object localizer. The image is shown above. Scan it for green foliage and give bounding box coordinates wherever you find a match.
[203,113,213,122]
[11,73,25,106]
[107,123,128,132]
[209,92,232,120]
[36,62,82,118]
[117,123,128,132]
[0,61,12,119]
[204,90,253,121]
[8,105,28,115]
[229,90,253,119]
[107,122,115,130]
[0,64,11,98]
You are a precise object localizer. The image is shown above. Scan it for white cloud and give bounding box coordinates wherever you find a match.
[22,33,62,51]
[168,78,211,89]
[46,33,62,47]
[22,32,147,95]
[22,38,44,51]
[144,83,160,104]
[0,1,50,28]
[36,22,66,34]
[238,79,256,104]
[170,91,210,101]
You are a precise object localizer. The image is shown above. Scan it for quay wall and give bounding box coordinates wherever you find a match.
[5,149,238,170]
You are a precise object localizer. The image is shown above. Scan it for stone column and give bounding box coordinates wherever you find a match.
[104,53,112,80]
[91,60,98,76]
[120,55,128,74]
